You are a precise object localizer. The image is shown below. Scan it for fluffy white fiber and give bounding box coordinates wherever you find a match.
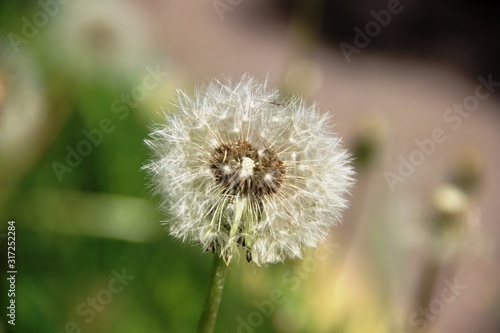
[144,75,354,265]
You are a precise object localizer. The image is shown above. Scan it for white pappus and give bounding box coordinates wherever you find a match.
[144,75,354,266]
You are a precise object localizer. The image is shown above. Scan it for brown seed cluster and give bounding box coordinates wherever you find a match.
[210,140,285,198]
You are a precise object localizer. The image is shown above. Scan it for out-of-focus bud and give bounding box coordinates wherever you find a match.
[429,183,471,256]
[449,150,483,195]
[351,114,387,172]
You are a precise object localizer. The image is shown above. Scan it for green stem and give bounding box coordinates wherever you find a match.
[197,254,229,333]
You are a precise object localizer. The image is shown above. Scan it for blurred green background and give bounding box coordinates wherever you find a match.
[1,1,500,333]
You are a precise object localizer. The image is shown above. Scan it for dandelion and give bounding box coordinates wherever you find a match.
[43,0,154,78]
[144,75,354,332]
[0,43,45,180]
[144,75,354,266]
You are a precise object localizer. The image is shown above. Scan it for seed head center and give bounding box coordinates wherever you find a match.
[210,140,285,198]
[240,157,255,177]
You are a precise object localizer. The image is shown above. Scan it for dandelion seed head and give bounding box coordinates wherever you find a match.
[144,75,354,265]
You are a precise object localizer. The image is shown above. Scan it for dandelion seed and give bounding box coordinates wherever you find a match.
[144,75,354,265]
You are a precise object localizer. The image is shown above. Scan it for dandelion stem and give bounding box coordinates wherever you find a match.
[197,254,229,333]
